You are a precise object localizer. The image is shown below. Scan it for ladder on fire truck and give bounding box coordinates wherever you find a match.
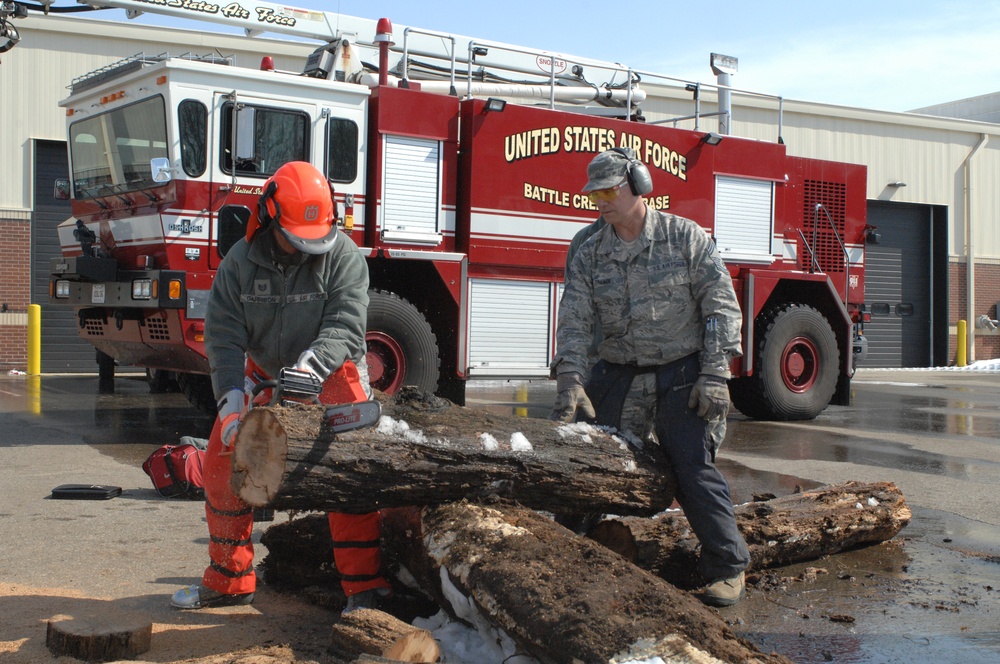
[5,0,788,141]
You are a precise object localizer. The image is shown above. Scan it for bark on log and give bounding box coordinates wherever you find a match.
[330,608,440,663]
[419,501,790,664]
[46,614,152,661]
[588,481,911,589]
[231,388,673,516]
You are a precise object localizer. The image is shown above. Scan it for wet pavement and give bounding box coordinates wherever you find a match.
[2,368,1000,663]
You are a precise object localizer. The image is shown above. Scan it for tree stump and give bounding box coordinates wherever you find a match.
[45,613,152,661]
[588,480,911,588]
[231,388,673,516]
[331,608,440,663]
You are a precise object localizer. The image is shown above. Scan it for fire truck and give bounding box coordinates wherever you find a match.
[8,0,868,419]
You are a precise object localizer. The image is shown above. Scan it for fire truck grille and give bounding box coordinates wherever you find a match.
[144,316,171,341]
[82,319,105,337]
[800,180,847,274]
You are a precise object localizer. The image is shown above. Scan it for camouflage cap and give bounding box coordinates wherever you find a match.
[582,148,634,192]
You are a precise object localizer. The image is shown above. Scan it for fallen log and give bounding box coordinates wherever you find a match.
[419,501,790,664]
[330,608,440,663]
[588,480,911,589]
[231,388,674,516]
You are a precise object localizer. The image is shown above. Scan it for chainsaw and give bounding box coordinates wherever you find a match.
[249,367,382,434]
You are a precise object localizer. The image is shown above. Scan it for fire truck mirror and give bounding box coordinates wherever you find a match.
[151,158,172,183]
[218,205,252,259]
[53,178,70,201]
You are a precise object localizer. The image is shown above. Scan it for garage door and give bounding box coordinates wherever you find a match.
[863,201,933,368]
[31,139,99,372]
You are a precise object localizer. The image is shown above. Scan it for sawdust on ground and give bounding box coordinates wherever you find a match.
[0,582,346,663]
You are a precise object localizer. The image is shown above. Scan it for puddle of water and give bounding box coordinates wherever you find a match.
[725,510,1000,664]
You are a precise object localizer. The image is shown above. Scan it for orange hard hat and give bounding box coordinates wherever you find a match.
[257,161,338,254]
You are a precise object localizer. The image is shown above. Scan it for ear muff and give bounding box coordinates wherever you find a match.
[610,147,654,196]
[257,180,280,229]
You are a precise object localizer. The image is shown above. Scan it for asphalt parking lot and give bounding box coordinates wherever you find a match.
[1,366,999,663]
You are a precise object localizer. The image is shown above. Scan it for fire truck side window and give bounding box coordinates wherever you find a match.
[220,102,309,177]
[178,100,208,177]
[326,117,358,183]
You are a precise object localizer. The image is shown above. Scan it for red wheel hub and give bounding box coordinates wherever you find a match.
[365,331,406,394]
[780,336,819,393]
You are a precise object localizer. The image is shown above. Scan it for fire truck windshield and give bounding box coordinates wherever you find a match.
[69,95,168,200]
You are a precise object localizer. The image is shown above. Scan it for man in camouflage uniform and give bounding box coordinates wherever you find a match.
[565,218,726,455]
[552,148,749,606]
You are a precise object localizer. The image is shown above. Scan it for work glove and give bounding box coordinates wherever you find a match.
[294,348,332,382]
[550,372,596,423]
[687,375,730,421]
[217,388,246,453]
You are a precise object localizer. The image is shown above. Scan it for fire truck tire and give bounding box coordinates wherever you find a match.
[731,303,840,421]
[177,372,218,415]
[365,290,440,396]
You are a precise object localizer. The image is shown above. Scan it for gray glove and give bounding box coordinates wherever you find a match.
[687,375,730,421]
[294,349,332,382]
[217,388,246,450]
[550,372,596,423]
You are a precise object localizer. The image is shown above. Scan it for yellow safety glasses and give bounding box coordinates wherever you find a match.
[586,181,628,205]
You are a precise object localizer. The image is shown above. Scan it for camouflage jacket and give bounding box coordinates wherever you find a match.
[553,206,742,379]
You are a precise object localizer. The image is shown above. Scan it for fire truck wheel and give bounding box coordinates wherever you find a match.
[731,303,840,421]
[177,372,218,415]
[365,290,440,396]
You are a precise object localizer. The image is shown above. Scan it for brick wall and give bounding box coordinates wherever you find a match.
[949,260,1000,364]
[0,217,32,372]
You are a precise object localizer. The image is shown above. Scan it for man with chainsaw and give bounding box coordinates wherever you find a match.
[551,148,750,607]
[171,161,392,613]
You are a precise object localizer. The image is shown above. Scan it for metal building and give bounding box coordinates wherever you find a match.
[1,12,997,373]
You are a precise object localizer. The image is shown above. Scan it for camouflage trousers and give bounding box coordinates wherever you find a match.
[619,372,727,458]
[588,367,727,459]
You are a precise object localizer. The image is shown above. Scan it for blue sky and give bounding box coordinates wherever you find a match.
[79,0,1000,113]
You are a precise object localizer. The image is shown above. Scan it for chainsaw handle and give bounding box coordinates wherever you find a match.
[248,379,280,408]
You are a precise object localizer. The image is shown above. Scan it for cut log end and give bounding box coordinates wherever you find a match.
[331,607,440,663]
[232,407,290,506]
[46,614,152,662]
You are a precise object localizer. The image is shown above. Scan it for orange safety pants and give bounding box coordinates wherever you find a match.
[201,359,391,597]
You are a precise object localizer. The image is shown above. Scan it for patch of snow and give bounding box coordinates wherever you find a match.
[418,567,539,663]
[479,432,499,451]
[376,415,428,443]
[510,432,532,451]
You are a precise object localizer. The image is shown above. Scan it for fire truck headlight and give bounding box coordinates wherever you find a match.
[132,278,153,300]
[54,280,70,298]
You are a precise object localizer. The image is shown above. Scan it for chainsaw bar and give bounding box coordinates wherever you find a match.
[325,400,382,433]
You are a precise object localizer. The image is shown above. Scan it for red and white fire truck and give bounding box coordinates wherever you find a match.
[10,0,868,419]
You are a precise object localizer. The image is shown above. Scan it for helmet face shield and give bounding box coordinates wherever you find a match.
[278,222,339,254]
[257,161,338,254]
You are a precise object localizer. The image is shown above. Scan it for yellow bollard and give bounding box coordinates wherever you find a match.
[515,383,529,418]
[27,374,41,416]
[27,304,41,376]
[956,320,967,367]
